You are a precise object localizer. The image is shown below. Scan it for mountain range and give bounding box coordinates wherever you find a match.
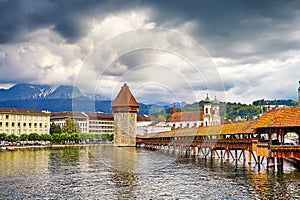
[0,83,157,114]
[0,83,107,101]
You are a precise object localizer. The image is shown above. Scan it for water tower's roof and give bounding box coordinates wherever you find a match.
[112,83,139,110]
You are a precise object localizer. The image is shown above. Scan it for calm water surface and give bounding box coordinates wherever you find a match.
[0,145,300,199]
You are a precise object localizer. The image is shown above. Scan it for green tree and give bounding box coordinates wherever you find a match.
[104,134,114,141]
[6,134,18,143]
[0,133,7,142]
[62,118,81,134]
[28,133,40,141]
[20,134,28,142]
[60,132,70,144]
[50,121,62,134]
[70,133,81,143]
[157,115,166,121]
[52,133,61,144]
[40,134,52,142]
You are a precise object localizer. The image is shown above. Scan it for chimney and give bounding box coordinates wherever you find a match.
[173,104,177,114]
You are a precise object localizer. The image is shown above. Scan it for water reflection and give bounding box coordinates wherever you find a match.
[0,146,300,199]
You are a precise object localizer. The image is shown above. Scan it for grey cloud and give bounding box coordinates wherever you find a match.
[0,0,141,43]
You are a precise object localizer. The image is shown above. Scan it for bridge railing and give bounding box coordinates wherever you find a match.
[140,138,254,145]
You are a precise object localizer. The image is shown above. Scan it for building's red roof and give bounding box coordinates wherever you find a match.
[85,112,113,121]
[0,107,48,115]
[51,111,87,119]
[166,111,204,122]
[254,107,300,128]
[137,114,161,122]
[112,83,139,113]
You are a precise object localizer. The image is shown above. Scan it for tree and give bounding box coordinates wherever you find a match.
[62,118,81,134]
[60,132,70,144]
[70,133,81,143]
[50,121,62,135]
[51,133,61,144]
[157,115,166,121]
[104,134,114,141]
[20,134,28,142]
[6,134,18,143]
[0,133,7,142]
[40,134,52,142]
[28,133,40,141]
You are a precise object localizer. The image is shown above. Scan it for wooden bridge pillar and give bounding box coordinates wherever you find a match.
[248,150,252,164]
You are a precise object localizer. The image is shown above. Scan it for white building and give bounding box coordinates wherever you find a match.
[167,95,221,129]
[51,111,89,133]
[137,115,171,135]
[51,112,114,134]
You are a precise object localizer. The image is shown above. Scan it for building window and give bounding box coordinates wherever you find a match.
[205,108,208,114]
[0,122,2,127]
[6,115,9,120]
[18,123,20,127]
[23,123,26,127]
[29,123,32,127]
[0,115,2,120]
[23,116,27,120]
[17,116,21,121]
[12,122,15,127]
[5,122,9,127]
[11,115,15,120]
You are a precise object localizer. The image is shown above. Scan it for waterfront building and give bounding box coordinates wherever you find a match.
[112,83,139,146]
[85,112,114,134]
[51,111,89,133]
[166,95,221,129]
[51,111,114,134]
[0,107,50,135]
[137,114,171,135]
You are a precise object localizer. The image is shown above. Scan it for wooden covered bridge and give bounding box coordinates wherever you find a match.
[137,107,300,168]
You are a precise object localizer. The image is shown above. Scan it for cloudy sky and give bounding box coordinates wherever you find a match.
[1,0,300,104]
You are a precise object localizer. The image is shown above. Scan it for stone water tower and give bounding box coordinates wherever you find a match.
[112,83,139,147]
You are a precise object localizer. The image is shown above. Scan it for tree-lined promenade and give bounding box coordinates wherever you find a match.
[0,118,113,148]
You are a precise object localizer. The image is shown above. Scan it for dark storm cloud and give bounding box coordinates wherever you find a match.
[2,0,300,49]
[0,0,141,43]
[143,0,300,59]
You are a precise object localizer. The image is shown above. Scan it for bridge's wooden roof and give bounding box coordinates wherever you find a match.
[253,107,300,128]
[140,121,256,139]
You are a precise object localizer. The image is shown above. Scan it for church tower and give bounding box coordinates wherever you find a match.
[211,96,221,125]
[112,84,139,147]
[203,94,212,126]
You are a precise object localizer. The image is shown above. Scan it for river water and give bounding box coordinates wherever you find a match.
[0,145,300,200]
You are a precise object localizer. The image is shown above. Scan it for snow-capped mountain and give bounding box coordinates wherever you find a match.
[0,83,107,101]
